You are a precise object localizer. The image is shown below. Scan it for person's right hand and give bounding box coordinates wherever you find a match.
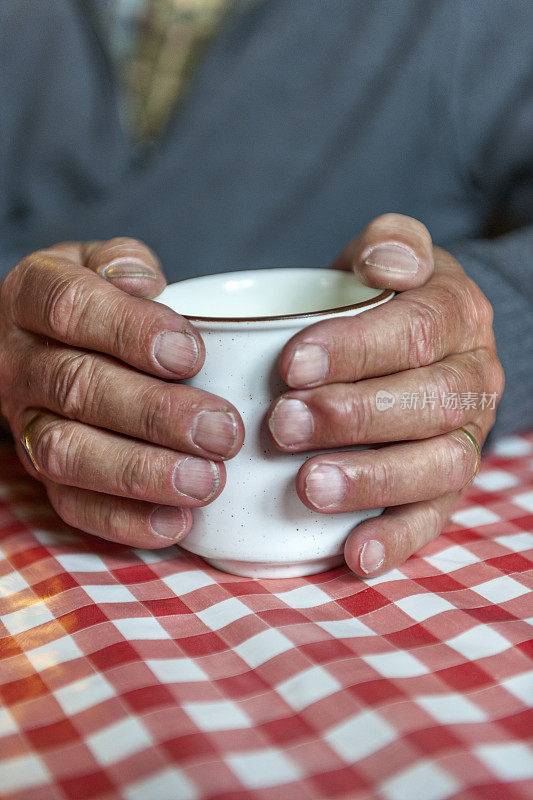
[0,238,244,547]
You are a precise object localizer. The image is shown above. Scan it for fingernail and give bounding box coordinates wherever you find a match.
[305,464,347,508]
[191,410,237,457]
[268,398,314,447]
[101,258,158,280]
[173,457,219,501]
[287,343,329,387]
[150,506,188,540]
[154,331,199,374]
[364,244,419,273]
[359,539,385,574]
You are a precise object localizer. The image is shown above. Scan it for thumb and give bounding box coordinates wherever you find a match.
[331,213,434,291]
[81,237,167,299]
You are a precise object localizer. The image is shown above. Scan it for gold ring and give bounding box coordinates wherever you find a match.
[20,414,42,473]
[456,426,481,484]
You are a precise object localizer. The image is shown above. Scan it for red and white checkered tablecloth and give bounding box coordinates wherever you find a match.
[0,433,532,800]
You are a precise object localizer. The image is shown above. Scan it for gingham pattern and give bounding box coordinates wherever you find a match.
[1,434,532,800]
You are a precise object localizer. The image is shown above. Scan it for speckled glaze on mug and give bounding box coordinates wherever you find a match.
[156,268,394,578]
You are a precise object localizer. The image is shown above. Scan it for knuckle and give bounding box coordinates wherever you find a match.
[362,457,395,504]
[404,299,442,367]
[44,274,90,339]
[113,297,152,354]
[322,317,367,379]
[36,420,77,481]
[442,434,472,488]
[16,251,46,276]
[434,353,486,427]
[393,515,420,561]
[98,502,127,541]
[478,347,505,398]
[52,353,100,418]
[464,278,494,332]
[462,349,494,394]
[433,362,466,428]
[323,387,373,442]
[109,299,135,352]
[0,336,14,394]
[0,271,15,314]
[425,274,468,327]
[353,392,376,441]
[345,319,371,378]
[100,500,159,545]
[459,351,486,392]
[136,383,201,446]
[463,345,479,380]
[434,270,464,299]
[119,447,156,498]
[137,384,174,442]
[0,251,43,317]
[493,358,506,398]
[477,290,494,329]
[111,297,176,365]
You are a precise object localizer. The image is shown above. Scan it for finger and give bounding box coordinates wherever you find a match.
[3,247,204,379]
[281,249,495,389]
[14,337,244,459]
[331,213,434,291]
[296,425,483,512]
[43,478,192,549]
[52,238,167,298]
[15,410,225,506]
[343,491,460,577]
[268,349,501,451]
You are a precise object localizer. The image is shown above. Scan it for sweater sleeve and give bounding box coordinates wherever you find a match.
[444,0,533,440]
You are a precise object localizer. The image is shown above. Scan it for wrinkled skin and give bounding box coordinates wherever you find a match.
[0,215,504,576]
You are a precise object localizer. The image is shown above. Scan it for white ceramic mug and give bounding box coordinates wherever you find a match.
[156,268,393,578]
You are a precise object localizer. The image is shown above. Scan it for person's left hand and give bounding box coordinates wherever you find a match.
[266,214,504,577]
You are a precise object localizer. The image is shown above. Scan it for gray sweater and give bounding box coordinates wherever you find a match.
[1,0,532,439]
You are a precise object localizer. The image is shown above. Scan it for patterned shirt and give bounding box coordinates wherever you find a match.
[89,0,240,141]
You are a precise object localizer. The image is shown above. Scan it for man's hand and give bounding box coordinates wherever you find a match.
[267,214,504,577]
[0,238,244,547]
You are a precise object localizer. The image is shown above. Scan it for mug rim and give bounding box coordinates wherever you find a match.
[164,267,394,323]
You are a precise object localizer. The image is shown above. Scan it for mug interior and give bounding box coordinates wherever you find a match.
[157,268,387,321]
